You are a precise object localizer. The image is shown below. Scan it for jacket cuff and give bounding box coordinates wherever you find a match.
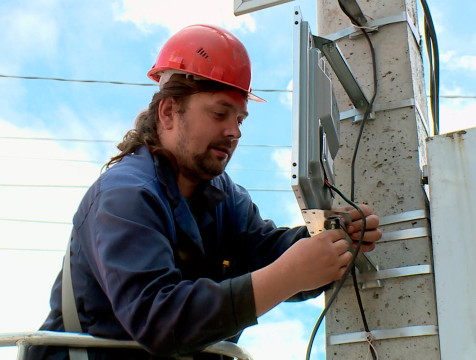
[227,273,257,329]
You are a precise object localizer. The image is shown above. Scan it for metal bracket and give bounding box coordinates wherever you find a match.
[340,98,414,122]
[339,97,430,136]
[420,164,429,185]
[414,98,430,136]
[312,35,369,109]
[325,11,421,47]
[328,324,438,346]
[357,264,432,283]
[379,209,427,226]
[380,227,428,243]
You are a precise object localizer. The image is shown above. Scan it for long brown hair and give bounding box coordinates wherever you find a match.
[105,75,247,169]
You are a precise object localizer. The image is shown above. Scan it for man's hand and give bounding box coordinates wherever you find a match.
[333,204,382,253]
[251,229,353,316]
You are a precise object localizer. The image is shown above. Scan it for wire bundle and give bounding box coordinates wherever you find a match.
[420,0,440,135]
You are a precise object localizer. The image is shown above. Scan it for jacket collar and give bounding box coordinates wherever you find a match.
[149,147,228,254]
[151,148,227,210]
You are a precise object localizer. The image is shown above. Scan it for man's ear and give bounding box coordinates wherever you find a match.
[158,97,175,130]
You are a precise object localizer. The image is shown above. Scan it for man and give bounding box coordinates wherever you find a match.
[30,24,381,359]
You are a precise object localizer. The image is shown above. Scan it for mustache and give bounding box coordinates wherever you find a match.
[209,139,237,150]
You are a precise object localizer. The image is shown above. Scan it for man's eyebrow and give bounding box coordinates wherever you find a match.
[216,100,249,117]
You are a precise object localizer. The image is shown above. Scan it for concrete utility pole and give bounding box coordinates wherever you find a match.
[315,0,441,359]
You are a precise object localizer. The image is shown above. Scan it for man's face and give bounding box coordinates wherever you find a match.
[171,90,248,182]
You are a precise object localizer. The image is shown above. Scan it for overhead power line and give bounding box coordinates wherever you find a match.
[0,184,292,192]
[0,135,292,148]
[0,217,72,225]
[1,73,474,98]
[438,95,476,99]
[0,247,65,253]
[0,136,115,143]
[0,74,291,92]
[0,184,89,189]
[0,74,156,87]
[0,156,292,173]
[0,155,105,164]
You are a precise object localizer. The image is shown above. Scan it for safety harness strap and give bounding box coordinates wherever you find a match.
[62,237,89,360]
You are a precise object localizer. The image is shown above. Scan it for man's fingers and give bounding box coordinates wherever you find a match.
[339,251,353,269]
[334,239,350,255]
[350,227,382,242]
[348,214,380,233]
[351,240,376,252]
[335,204,374,221]
[324,229,347,242]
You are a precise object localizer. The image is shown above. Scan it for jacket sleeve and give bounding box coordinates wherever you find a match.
[79,184,257,357]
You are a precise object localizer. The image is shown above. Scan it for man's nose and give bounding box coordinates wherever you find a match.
[224,117,242,139]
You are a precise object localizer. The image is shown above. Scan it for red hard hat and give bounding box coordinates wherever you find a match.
[147,24,265,102]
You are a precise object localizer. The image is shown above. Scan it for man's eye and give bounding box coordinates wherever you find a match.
[214,112,225,118]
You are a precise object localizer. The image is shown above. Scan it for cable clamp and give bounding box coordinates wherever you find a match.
[349,25,379,39]
[365,332,379,360]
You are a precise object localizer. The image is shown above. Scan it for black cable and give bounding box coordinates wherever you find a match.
[347,29,379,360]
[305,181,367,360]
[349,33,378,202]
[420,0,440,135]
[348,26,378,360]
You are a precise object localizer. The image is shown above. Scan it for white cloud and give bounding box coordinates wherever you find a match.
[307,294,325,309]
[279,79,293,109]
[285,198,306,227]
[0,118,102,185]
[439,50,476,72]
[453,55,476,71]
[439,50,455,64]
[271,147,291,174]
[439,99,476,134]
[239,319,325,360]
[0,117,101,247]
[0,2,60,65]
[440,84,464,96]
[113,0,256,34]
[0,250,65,360]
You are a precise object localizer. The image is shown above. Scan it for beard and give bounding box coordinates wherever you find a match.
[176,136,235,182]
[190,151,227,178]
[173,111,237,182]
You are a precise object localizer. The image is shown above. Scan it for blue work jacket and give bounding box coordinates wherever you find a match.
[30,146,320,359]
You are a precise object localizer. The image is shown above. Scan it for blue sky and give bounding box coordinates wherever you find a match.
[0,0,475,359]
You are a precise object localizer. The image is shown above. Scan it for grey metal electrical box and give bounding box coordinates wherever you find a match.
[292,11,340,211]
